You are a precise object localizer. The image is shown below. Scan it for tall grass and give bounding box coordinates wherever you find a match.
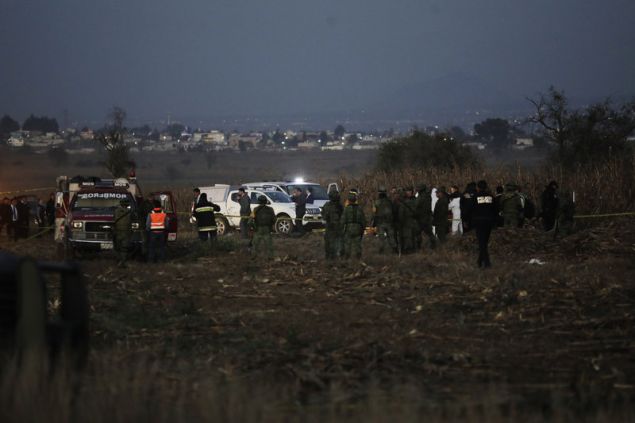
[334,158,635,215]
[1,353,632,422]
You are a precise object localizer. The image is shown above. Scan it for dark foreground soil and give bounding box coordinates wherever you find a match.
[1,219,634,421]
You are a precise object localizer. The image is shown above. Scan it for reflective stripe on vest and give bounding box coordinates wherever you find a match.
[195,206,214,213]
[199,226,217,232]
[150,210,167,230]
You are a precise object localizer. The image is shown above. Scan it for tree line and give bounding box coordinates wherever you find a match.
[378,87,635,170]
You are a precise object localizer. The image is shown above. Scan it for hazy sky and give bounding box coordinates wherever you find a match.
[1,0,634,125]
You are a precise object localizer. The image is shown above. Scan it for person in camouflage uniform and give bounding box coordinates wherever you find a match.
[322,190,343,260]
[398,187,419,254]
[500,183,523,227]
[415,184,435,250]
[113,198,133,267]
[432,188,449,245]
[372,187,396,254]
[341,191,366,259]
[250,195,276,258]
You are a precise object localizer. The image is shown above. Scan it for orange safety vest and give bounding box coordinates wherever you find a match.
[150,208,167,231]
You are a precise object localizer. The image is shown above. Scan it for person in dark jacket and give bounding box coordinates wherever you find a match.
[460,182,477,233]
[292,188,307,235]
[398,187,419,254]
[17,197,30,239]
[372,187,396,254]
[415,184,435,250]
[237,187,251,239]
[194,193,221,244]
[306,187,315,204]
[432,188,449,245]
[45,193,56,227]
[540,180,559,231]
[471,180,498,268]
[36,198,46,237]
[322,190,343,259]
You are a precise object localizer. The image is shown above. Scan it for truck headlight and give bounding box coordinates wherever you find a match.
[131,222,139,229]
[72,221,83,229]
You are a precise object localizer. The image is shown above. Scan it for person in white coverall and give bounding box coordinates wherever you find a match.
[448,185,463,235]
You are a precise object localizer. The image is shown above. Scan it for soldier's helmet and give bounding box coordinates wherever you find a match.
[258,195,268,205]
[348,190,358,203]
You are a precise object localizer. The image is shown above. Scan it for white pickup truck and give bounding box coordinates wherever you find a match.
[198,184,322,235]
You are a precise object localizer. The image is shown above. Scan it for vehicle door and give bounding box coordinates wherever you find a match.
[227,191,242,227]
[150,191,178,241]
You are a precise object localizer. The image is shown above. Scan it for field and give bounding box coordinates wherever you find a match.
[1,149,634,421]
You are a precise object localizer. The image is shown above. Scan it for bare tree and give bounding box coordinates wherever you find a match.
[527,87,635,165]
[98,106,133,178]
[526,86,572,162]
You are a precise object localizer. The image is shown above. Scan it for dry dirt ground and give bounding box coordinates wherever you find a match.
[1,218,634,420]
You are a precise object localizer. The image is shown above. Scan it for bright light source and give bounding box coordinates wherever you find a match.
[294,177,304,183]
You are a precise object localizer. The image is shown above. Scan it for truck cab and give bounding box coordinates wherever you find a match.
[55,176,143,252]
[67,188,142,251]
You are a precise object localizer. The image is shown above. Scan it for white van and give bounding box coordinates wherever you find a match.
[198,184,322,235]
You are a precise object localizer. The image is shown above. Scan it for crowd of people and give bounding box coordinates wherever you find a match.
[0,194,56,241]
[317,179,575,267]
[1,180,575,269]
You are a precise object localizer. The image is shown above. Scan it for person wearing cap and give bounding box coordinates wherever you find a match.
[341,190,366,259]
[540,180,559,231]
[250,195,276,258]
[372,187,396,254]
[432,188,449,245]
[237,187,251,240]
[470,180,498,268]
[193,193,221,246]
[146,199,169,263]
[322,189,344,260]
[113,197,133,267]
